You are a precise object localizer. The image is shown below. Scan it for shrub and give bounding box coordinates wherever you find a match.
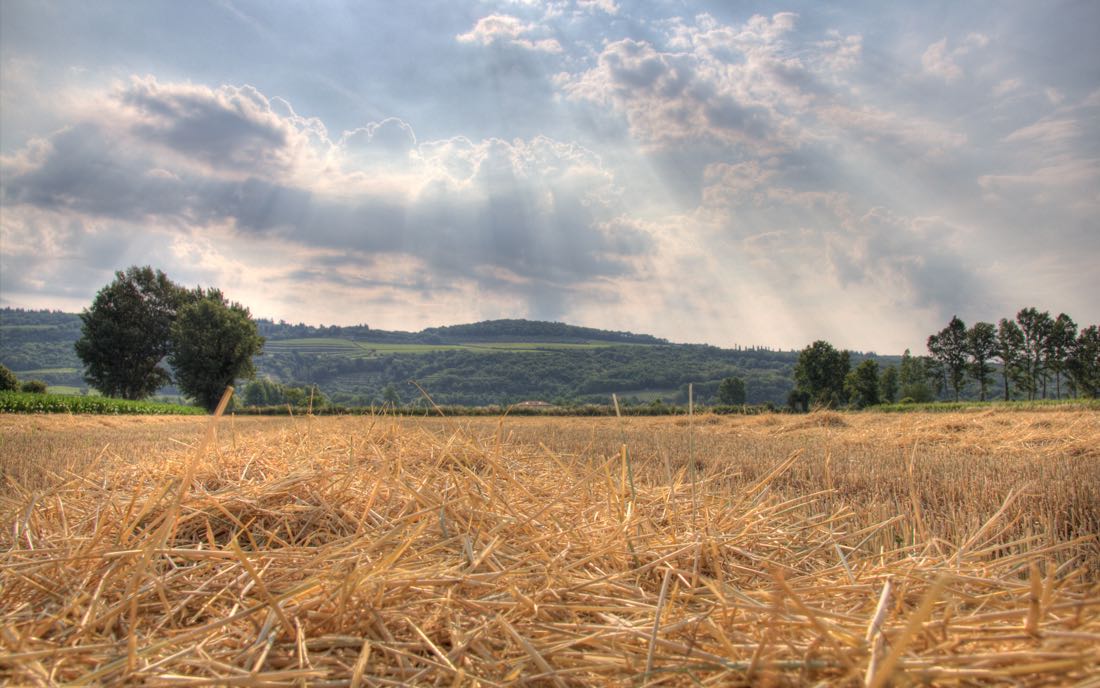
[20,380,48,394]
[0,364,18,392]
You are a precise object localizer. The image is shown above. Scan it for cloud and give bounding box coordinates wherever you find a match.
[457,14,563,53]
[560,12,957,163]
[921,33,989,83]
[700,161,778,207]
[816,104,967,157]
[0,78,651,320]
[1003,118,1078,146]
[922,38,962,82]
[692,159,985,325]
[115,76,326,178]
[980,93,1100,213]
[2,5,1097,350]
[560,29,792,153]
[993,78,1022,97]
[827,209,988,317]
[815,31,863,73]
[576,0,617,15]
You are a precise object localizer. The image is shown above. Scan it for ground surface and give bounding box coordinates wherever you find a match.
[1,409,1098,685]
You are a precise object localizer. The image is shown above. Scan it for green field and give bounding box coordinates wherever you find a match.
[462,342,610,351]
[45,385,83,395]
[263,338,368,354]
[13,367,79,376]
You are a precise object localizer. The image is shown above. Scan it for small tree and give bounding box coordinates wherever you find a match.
[879,365,899,404]
[966,321,998,401]
[844,359,880,409]
[168,290,265,412]
[0,364,18,391]
[75,266,193,400]
[716,376,746,405]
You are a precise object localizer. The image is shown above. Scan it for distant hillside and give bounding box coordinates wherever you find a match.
[254,342,800,407]
[0,307,844,406]
[0,309,84,389]
[421,319,666,344]
[245,316,790,405]
[254,317,666,345]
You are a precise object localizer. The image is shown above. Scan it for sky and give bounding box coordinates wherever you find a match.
[1,1,1097,353]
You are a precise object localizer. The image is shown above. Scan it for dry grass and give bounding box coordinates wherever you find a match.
[1,407,1098,685]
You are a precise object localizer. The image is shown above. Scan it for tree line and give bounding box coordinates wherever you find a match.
[790,306,1099,410]
[927,308,1098,402]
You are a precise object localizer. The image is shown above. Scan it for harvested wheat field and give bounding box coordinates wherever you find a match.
[2,406,1099,686]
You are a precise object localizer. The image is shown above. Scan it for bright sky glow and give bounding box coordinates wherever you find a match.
[2,1,1097,352]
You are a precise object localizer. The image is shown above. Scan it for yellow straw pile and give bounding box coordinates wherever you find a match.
[2,409,1098,685]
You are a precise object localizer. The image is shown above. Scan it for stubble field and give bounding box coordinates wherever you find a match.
[1,408,1098,685]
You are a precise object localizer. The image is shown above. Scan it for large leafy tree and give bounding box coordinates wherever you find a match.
[995,319,1024,401]
[716,376,746,405]
[844,359,880,409]
[793,340,850,408]
[966,321,998,401]
[75,267,193,400]
[928,316,968,401]
[169,290,265,412]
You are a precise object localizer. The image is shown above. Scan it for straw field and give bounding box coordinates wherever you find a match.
[2,406,1098,685]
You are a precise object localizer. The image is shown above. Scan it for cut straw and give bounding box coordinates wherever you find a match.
[1,409,1097,686]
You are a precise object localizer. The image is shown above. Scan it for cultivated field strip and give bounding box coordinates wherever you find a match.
[1,411,1098,685]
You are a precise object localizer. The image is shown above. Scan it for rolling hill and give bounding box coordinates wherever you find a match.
[0,308,826,406]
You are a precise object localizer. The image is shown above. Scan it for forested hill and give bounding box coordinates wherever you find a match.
[0,308,814,406]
